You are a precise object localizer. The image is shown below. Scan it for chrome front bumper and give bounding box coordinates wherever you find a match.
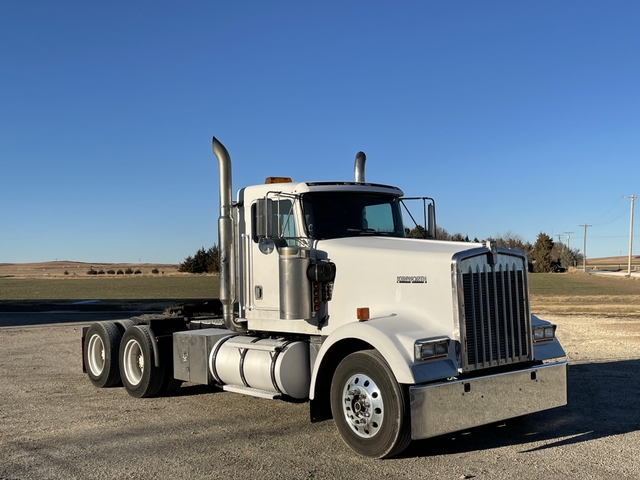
[409,361,567,440]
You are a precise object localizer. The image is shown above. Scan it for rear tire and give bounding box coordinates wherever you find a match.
[84,322,122,388]
[330,350,411,459]
[116,319,135,332]
[119,325,165,398]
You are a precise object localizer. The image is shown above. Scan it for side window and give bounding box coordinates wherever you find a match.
[274,199,297,245]
[252,199,297,244]
[363,203,395,233]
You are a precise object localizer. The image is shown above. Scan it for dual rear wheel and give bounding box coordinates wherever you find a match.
[84,322,180,397]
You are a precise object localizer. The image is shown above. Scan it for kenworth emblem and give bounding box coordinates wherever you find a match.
[484,239,498,266]
[396,275,427,284]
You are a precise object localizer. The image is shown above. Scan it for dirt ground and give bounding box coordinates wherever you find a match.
[1,313,640,479]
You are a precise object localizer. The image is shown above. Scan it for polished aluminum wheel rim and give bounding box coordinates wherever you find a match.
[341,373,384,438]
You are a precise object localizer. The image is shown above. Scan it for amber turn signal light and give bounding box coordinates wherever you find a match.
[357,307,370,321]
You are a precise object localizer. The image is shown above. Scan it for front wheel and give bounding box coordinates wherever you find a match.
[119,325,165,398]
[330,350,411,458]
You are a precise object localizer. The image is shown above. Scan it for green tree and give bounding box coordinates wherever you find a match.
[206,245,220,273]
[449,233,470,242]
[559,248,576,269]
[192,247,210,273]
[408,225,428,238]
[405,224,471,242]
[530,232,555,273]
[179,255,194,273]
[179,245,220,273]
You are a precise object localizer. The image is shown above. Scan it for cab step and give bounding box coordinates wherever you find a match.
[222,384,281,399]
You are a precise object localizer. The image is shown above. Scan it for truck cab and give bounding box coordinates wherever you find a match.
[238,180,409,333]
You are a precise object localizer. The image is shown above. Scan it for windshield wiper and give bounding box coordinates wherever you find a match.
[346,228,390,236]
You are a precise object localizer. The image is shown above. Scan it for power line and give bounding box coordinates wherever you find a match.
[589,234,640,239]
[592,197,625,225]
[596,207,630,226]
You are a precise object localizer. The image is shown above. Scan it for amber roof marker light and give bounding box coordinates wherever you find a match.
[265,177,292,184]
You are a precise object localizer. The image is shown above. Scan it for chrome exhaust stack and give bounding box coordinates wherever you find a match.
[354,151,366,182]
[212,137,246,333]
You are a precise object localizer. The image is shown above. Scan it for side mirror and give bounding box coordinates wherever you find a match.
[427,202,436,239]
[256,198,274,239]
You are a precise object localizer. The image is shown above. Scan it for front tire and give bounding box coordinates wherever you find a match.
[330,350,411,459]
[119,325,165,398]
[84,322,122,388]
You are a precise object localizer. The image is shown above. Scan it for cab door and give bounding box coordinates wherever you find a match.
[246,197,299,319]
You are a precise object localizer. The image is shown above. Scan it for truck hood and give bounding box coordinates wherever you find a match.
[314,236,483,337]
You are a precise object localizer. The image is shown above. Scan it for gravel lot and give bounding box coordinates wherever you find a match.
[1,313,639,479]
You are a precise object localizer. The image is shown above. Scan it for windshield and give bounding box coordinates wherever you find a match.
[302,192,405,240]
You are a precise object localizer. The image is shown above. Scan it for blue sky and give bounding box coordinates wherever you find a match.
[1,1,639,263]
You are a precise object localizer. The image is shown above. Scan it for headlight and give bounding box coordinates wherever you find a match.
[415,338,449,361]
[533,324,556,343]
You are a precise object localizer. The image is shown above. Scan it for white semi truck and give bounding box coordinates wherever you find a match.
[82,136,567,458]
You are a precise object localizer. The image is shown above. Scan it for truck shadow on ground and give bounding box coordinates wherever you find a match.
[163,384,221,397]
[402,359,640,458]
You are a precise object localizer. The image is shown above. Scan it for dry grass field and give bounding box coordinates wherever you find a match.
[0,262,219,300]
[0,261,181,278]
[586,255,640,272]
[0,276,220,300]
[1,262,640,316]
[529,271,640,316]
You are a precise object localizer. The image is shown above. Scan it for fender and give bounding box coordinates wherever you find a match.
[531,314,566,361]
[309,315,449,400]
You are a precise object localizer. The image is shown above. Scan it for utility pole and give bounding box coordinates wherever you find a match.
[623,195,637,276]
[564,231,573,250]
[579,224,592,272]
[555,234,562,244]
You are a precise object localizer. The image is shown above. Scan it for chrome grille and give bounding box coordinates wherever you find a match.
[460,259,530,372]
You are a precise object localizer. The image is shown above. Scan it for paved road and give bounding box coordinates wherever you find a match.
[0,299,179,327]
[586,269,640,278]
